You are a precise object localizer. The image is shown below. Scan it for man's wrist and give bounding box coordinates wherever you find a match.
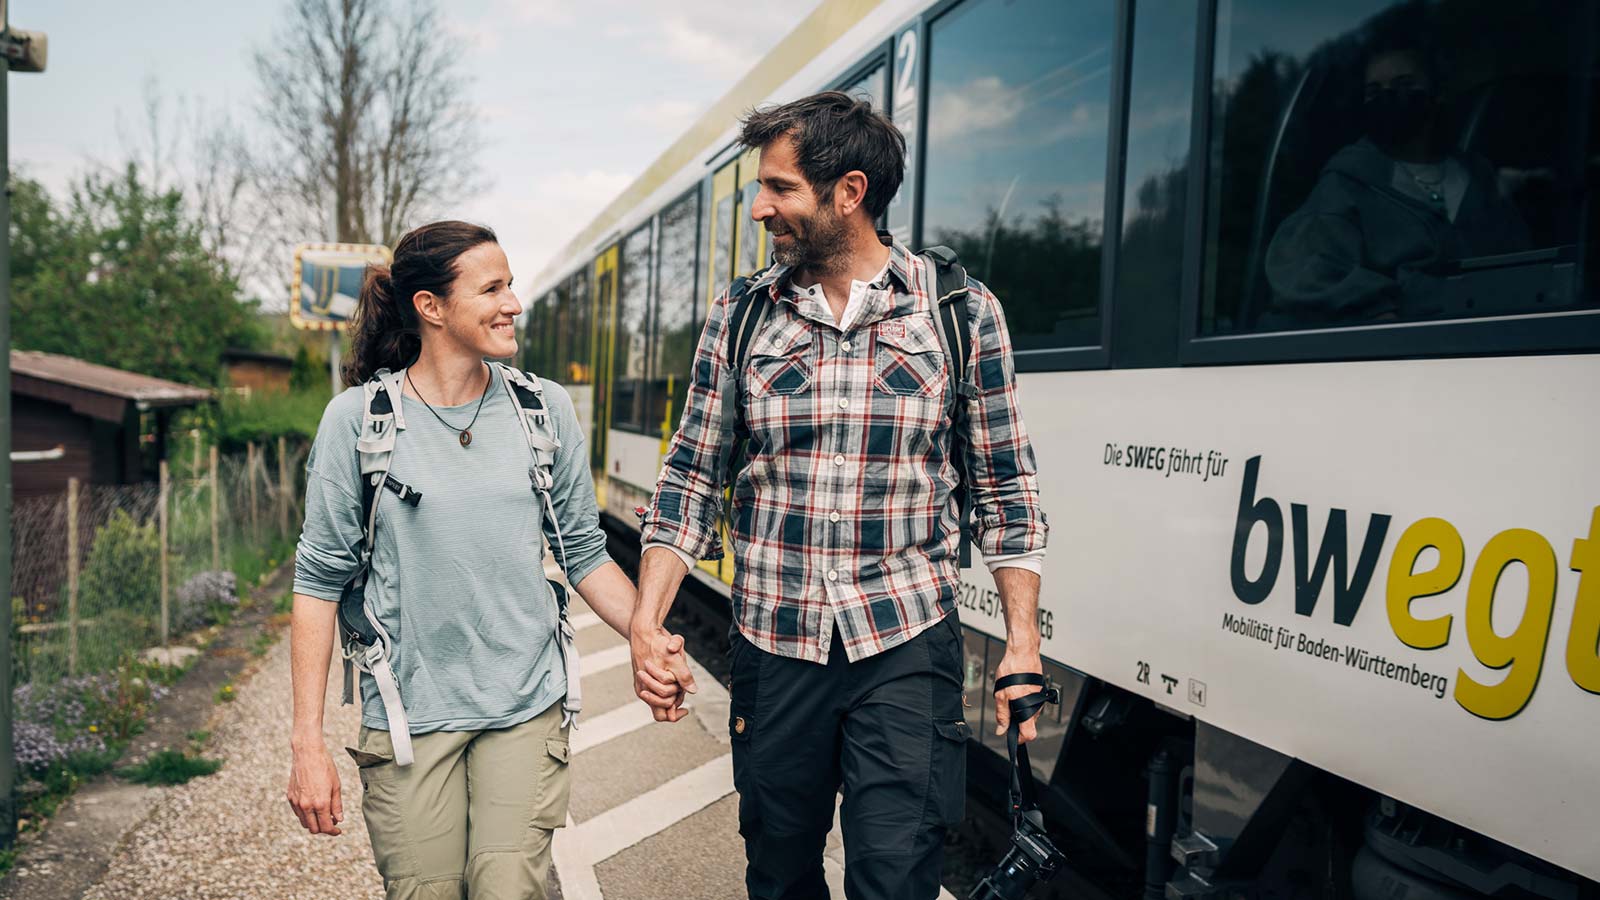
[1003,633,1042,657]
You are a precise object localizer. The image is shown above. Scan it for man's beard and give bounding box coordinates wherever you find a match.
[770,206,849,275]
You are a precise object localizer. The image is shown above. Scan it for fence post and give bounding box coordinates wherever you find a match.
[158,460,170,647]
[66,478,80,677]
[248,441,259,542]
[278,436,290,539]
[191,428,201,481]
[210,445,220,572]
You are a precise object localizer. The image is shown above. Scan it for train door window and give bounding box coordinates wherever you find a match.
[922,0,1115,358]
[1198,0,1600,344]
[735,148,768,277]
[1110,0,1200,368]
[708,160,739,305]
[523,292,548,373]
[651,188,700,439]
[614,222,653,435]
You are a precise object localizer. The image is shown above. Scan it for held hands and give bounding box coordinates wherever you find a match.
[994,647,1045,745]
[287,739,344,836]
[630,625,698,722]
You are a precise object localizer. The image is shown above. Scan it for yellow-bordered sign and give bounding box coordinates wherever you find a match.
[289,242,392,331]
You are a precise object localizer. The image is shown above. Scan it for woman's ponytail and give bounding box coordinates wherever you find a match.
[342,221,498,387]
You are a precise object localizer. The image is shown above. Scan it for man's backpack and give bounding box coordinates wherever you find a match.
[712,245,980,568]
[336,362,583,767]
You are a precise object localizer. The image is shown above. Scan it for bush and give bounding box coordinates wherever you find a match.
[79,509,160,620]
[216,387,330,451]
[10,667,168,779]
[174,570,239,632]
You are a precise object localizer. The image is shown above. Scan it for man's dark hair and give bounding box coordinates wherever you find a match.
[738,91,906,220]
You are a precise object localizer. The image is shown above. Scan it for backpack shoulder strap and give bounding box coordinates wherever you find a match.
[920,247,978,410]
[495,363,567,563]
[715,269,776,481]
[919,248,980,569]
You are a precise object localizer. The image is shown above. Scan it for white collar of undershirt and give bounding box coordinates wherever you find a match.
[793,259,892,331]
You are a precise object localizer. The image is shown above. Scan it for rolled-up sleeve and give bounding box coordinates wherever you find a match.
[541,381,613,587]
[293,391,366,602]
[965,282,1049,559]
[640,286,732,561]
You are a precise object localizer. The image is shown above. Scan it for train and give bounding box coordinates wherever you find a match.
[520,0,1600,896]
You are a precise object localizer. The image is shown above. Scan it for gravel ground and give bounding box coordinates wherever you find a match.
[81,633,384,900]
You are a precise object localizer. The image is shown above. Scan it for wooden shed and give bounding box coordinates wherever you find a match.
[221,347,294,396]
[11,351,213,500]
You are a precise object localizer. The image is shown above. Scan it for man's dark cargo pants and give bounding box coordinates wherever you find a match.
[728,611,971,900]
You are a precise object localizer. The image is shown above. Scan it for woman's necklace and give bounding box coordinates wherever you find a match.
[407,364,492,448]
[1399,160,1446,210]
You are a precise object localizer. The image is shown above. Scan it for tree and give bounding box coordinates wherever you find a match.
[10,166,256,387]
[252,0,481,246]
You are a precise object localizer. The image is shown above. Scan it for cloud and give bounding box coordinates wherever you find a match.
[443,18,505,52]
[661,15,760,79]
[928,76,1026,144]
[491,0,577,26]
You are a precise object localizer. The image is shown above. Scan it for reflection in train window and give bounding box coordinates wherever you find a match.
[1202,0,1598,335]
[1113,0,1198,363]
[614,222,653,434]
[840,62,886,111]
[738,177,764,276]
[711,190,735,301]
[523,292,548,374]
[650,189,700,436]
[923,0,1113,353]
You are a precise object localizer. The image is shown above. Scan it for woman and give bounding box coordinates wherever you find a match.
[285,220,639,900]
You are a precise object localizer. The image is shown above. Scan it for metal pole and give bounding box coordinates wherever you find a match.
[328,330,341,393]
[0,14,19,849]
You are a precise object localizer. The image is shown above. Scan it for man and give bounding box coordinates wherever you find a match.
[631,91,1049,899]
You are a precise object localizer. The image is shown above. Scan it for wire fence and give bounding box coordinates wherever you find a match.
[10,439,309,687]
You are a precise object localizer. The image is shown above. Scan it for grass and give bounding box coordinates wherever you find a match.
[116,749,223,786]
[250,630,278,657]
[215,683,236,703]
[187,730,211,745]
[273,591,294,614]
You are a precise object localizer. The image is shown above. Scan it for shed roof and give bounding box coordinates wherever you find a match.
[12,351,213,422]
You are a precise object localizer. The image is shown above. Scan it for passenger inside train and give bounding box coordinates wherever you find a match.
[1263,31,1531,326]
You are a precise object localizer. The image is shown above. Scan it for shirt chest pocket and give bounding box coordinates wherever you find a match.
[871,316,948,402]
[746,324,815,399]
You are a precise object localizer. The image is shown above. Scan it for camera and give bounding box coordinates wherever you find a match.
[969,808,1067,899]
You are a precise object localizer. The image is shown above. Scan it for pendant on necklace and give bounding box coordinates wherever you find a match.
[459,430,473,448]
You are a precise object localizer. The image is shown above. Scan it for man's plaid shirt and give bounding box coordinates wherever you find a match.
[641,240,1048,664]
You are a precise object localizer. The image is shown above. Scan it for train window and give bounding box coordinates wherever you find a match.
[650,189,700,437]
[922,0,1114,355]
[567,268,592,385]
[524,291,551,374]
[549,281,571,388]
[711,179,736,301]
[1111,0,1199,366]
[1201,0,1600,336]
[840,62,886,110]
[614,222,653,434]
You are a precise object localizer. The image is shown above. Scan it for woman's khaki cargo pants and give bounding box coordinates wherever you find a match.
[348,701,571,900]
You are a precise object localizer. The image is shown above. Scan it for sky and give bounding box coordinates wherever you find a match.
[7,0,823,308]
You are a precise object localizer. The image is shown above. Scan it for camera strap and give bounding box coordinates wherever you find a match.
[994,672,1060,827]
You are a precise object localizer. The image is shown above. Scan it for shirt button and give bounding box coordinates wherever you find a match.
[833,454,845,466]
[841,340,853,352]
[827,569,839,582]
[838,398,849,410]
[829,511,841,523]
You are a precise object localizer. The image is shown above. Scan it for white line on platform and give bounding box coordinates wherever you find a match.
[551,813,602,900]
[571,754,734,864]
[570,702,657,755]
[582,643,632,677]
[568,611,601,632]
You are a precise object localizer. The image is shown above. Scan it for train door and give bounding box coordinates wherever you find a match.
[591,245,619,503]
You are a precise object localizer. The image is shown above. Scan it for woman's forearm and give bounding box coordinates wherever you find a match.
[290,594,339,751]
[572,561,638,638]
